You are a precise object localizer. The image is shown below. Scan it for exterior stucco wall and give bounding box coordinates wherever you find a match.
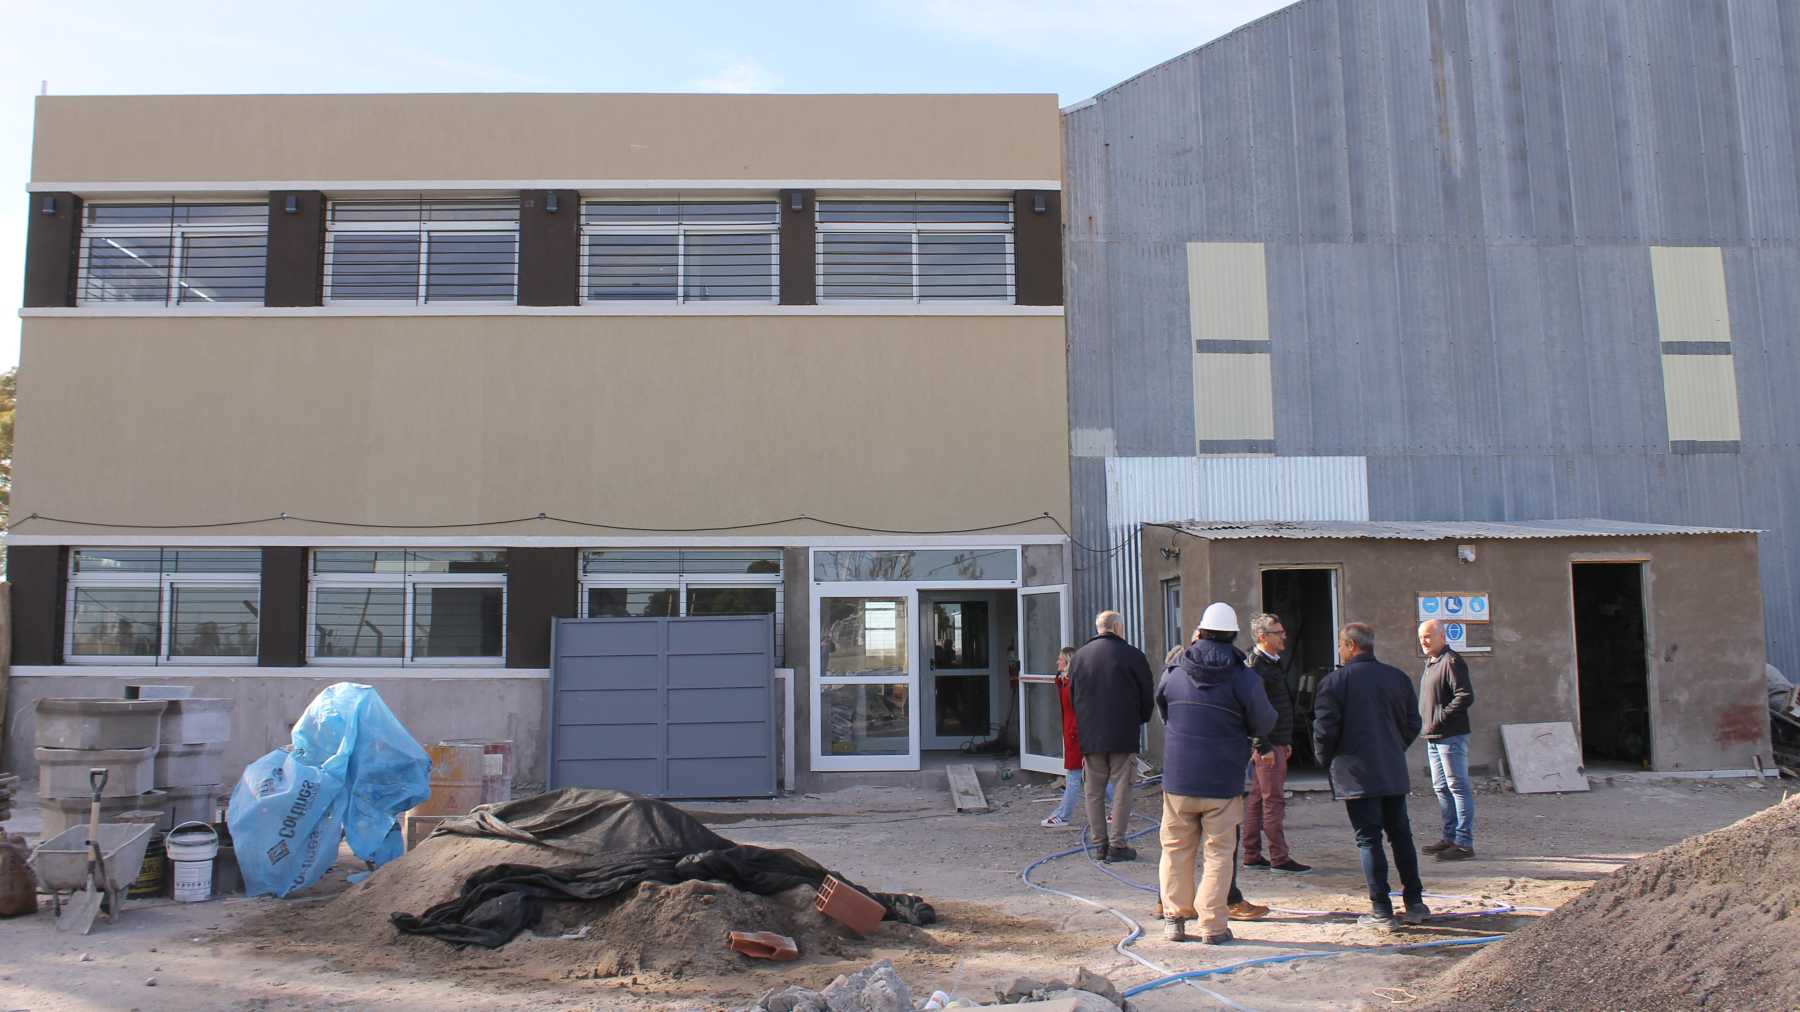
[15,315,1069,539]
[4,674,550,789]
[31,93,1061,185]
[1141,529,1768,775]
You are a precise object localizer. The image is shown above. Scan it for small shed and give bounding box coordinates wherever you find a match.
[1140,519,1771,776]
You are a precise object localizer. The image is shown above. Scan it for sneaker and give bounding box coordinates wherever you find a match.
[1435,845,1476,861]
[1242,856,1270,869]
[1200,929,1234,945]
[1162,917,1189,942]
[1040,814,1072,828]
[1103,845,1137,863]
[1358,912,1399,932]
[1402,901,1432,925]
[1227,900,1270,921]
[1270,859,1312,874]
[1421,839,1456,854]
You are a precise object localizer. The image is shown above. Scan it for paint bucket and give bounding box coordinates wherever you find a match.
[166,821,219,903]
[415,742,486,816]
[120,810,167,899]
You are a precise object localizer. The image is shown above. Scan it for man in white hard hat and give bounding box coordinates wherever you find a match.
[1155,602,1276,944]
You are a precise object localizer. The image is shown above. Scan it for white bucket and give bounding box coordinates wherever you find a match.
[166,821,219,903]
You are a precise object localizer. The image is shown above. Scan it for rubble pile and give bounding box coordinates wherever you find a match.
[736,960,1129,1011]
[1423,794,1800,1011]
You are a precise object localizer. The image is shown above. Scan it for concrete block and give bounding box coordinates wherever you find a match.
[36,746,158,799]
[154,742,224,789]
[35,699,167,750]
[159,698,234,745]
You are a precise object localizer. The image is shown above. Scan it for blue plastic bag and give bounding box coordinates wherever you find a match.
[227,682,432,897]
[226,750,346,898]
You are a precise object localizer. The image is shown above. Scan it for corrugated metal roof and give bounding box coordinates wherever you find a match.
[1153,518,1759,541]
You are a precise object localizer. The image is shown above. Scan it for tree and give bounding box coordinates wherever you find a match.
[0,367,14,523]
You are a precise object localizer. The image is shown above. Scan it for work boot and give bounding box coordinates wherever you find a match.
[1436,845,1476,861]
[1104,844,1137,863]
[1093,842,1110,863]
[1162,917,1189,942]
[1358,911,1399,932]
[1402,900,1432,925]
[1421,839,1456,854]
[1227,900,1270,921]
[1200,928,1234,945]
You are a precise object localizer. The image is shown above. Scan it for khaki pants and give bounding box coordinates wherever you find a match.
[1159,792,1243,936]
[1082,752,1136,848]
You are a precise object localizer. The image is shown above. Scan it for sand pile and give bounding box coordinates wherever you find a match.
[245,828,938,986]
[1424,794,1800,1011]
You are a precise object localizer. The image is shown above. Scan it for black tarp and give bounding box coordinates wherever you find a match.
[390,788,935,947]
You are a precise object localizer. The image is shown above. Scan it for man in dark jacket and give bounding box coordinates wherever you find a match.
[1243,612,1309,874]
[1313,623,1429,930]
[1155,602,1276,944]
[1067,610,1156,861]
[1418,619,1476,860]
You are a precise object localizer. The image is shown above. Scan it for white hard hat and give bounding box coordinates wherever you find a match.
[1199,602,1239,633]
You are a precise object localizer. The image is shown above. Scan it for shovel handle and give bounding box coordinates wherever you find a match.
[89,767,109,800]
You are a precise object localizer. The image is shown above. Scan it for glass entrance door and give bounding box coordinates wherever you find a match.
[919,592,1002,749]
[814,588,918,771]
[1017,584,1070,774]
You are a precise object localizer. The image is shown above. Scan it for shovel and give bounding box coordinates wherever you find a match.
[56,768,110,935]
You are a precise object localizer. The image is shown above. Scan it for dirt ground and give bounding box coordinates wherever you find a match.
[0,775,1787,1011]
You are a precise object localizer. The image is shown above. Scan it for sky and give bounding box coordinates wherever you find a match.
[0,0,1292,370]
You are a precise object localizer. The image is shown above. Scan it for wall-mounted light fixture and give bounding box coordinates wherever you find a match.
[1457,544,1476,564]
[1160,546,1182,561]
[545,191,560,214]
[284,194,299,215]
[1032,192,1047,214]
[40,195,57,216]
[789,191,805,211]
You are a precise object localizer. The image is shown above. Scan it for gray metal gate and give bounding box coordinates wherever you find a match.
[547,614,776,798]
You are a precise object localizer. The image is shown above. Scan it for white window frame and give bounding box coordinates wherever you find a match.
[578,203,779,304]
[75,204,267,307]
[814,202,1015,305]
[307,553,509,667]
[64,553,261,665]
[578,562,785,661]
[323,200,521,306]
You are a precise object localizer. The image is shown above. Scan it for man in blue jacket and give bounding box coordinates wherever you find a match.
[1313,622,1430,930]
[1156,602,1276,944]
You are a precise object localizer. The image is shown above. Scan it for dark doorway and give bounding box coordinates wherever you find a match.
[1572,563,1651,766]
[1260,568,1336,768]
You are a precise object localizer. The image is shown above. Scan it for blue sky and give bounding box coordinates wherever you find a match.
[0,0,1291,369]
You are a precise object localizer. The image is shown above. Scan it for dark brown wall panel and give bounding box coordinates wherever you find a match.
[779,189,816,305]
[10,545,68,665]
[266,191,325,307]
[1013,190,1063,306]
[506,547,578,668]
[258,547,308,667]
[519,189,579,306]
[23,193,81,308]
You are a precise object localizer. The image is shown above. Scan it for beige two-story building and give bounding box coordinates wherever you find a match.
[9,93,1076,793]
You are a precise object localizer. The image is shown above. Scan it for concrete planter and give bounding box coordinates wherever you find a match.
[158,698,233,746]
[154,742,224,789]
[161,784,224,828]
[36,746,160,799]
[40,790,168,838]
[35,698,168,750]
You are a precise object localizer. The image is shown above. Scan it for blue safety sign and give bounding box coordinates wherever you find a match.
[1420,597,1440,615]
[1443,595,1464,615]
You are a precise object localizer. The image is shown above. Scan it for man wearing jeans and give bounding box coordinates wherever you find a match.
[1313,623,1429,931]
[1418,619,1476,860]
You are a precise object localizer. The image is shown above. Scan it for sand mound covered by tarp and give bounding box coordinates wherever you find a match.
[247,790,940,984]
[1424,794,1800,1011]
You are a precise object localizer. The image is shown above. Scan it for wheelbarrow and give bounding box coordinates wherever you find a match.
[29,815,155,928]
